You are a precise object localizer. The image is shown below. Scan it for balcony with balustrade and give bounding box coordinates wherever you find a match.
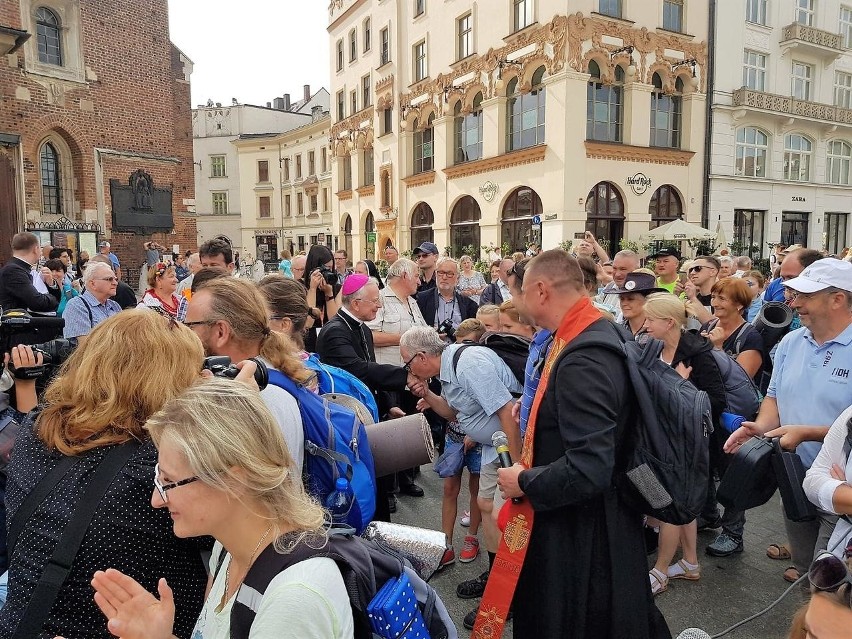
[779,23,843,61]
[732,87,852,127]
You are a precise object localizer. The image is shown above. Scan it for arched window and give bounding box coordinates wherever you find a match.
[501,187,542,253]
[450,196,481,257]
[585,182,624,255]
[507,66,546,151]
[648,185,683,228]
[587,60,623,142]
[453,93,483,164]
[413,114,434,174]
[364,211,375,259]
[410,202,435,249]
[40,141,62,215]
[650,74,682,148]
[36,7,62,66]
[784,133,812,182]
[735,127,768,178]
[827,140,852,186]
[342,214,353,261]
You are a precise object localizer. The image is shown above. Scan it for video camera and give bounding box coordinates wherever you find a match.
[0,309,70,380]
[202,356,269,390]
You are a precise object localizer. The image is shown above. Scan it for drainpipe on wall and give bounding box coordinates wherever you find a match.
[701,0,717,231]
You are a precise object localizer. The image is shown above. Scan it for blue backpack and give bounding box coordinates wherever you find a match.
[267,369,376,532]
[303,353,380,423]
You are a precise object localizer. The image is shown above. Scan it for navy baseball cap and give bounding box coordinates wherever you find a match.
[412,242,439,256]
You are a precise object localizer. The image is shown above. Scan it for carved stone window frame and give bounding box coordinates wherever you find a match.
[20,0,85,84]
[37,131,77,218]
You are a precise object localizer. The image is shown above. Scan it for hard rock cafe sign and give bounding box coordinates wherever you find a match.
[626,172,652,196]
[479,180,499,202]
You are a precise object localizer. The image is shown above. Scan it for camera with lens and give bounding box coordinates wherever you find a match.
[317,265,339,287]
[202,356,269,390]
[8,338,78,380]
[437,319,456,342]
[0,309,68,380]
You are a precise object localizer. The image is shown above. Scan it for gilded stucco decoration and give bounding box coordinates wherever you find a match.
[398,13,707,121]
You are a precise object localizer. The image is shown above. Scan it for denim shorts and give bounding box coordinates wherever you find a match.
[444,430,482,475]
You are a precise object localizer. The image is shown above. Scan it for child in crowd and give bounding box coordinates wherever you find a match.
[278,250,293,278]
[455,318,486,343]
[498,300,535,339]
[476,304,501,332]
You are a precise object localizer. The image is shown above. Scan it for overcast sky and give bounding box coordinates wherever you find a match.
[168,1,330,107]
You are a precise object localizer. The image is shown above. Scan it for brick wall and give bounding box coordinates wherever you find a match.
[0,0,197,278]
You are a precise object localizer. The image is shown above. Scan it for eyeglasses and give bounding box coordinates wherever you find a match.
[688,265,716,274]
[436,270,457,278]
[182,319,218,329]
[95,277,119,283]
[403,351,423,372]
[786,289,829,302]
[153,463,199,503]
[809,551,852,603]
[355,297,382,306]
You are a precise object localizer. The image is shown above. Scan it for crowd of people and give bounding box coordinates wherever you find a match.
[1,228,852,638]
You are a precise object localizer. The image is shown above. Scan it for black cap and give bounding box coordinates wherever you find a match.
[648,247,682,260]
[412,242,439,256]
[612,272,667,295]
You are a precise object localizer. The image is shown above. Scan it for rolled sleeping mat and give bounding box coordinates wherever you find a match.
[322,393,376,425]
[365,413,435,477]
[752,301,794,350]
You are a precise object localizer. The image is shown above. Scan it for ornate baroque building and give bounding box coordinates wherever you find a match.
[328,0,709,260]
[0,0,196,276]
[708,0,852,258]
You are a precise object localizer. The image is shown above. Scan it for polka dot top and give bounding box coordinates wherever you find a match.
[0,413,210,639]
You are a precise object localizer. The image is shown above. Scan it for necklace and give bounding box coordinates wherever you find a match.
[219,523,274,611]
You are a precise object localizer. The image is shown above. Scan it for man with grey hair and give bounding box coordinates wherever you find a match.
[596,249,641,312]
[416,257,478,337]
[734,255,752,277]
[62,261,121,341]
[176,252,201,297]
[402,325,522,627]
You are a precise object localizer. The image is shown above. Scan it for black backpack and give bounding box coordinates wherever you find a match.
[222,528,457,639]
[563,331,712,525]
[452,332,530,386]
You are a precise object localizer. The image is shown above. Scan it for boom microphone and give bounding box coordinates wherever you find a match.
[492,431,522,504]
[675,630,711,639]
[752,301,793,350]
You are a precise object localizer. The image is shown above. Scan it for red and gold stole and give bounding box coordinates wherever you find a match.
[472,296,602,639]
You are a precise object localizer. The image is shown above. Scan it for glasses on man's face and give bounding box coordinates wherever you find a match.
[182,319,217,330]
[153,462,199,503]
[356,297,382,306]
[95,276,119,283]
[786,289,835,302]
[688,265,715,274]
[436,270,456,278]
[403,351,423,373]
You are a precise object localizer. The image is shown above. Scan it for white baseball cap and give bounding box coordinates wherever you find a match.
[783,258,852,294]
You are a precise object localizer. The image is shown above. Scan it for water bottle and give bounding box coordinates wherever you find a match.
[325,477,354,525]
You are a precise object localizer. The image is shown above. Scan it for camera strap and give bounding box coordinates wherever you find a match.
[435,290,457,328]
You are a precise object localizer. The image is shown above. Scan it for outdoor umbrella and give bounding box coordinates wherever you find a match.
[640,219,714,242]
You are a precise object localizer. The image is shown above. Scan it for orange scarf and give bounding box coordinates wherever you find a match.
[472,297,602,639]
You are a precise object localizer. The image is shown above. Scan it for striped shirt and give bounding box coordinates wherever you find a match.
[520,329,554,437]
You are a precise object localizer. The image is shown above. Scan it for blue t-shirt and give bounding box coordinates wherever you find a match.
[520,329,553,437]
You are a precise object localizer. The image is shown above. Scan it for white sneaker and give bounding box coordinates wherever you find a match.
[460,511,470,527]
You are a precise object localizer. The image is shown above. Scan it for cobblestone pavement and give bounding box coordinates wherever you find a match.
[393,465,805,638]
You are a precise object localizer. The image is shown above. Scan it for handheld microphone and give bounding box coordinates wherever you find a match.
[675,630,711,639]
[492,431,522,504]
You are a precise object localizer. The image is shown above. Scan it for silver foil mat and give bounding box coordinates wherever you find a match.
[362,521,447,581]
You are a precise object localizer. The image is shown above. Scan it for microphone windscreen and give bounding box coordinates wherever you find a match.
[492,430,509,448]
[676,629,711,639]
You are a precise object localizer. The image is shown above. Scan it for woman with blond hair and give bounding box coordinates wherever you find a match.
[0,311,213,638]
[91,379,354,638]
[139,262,180,317]
[458,256,487,304]
[642,292,727,597]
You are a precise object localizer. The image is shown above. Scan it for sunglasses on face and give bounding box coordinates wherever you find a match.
[688,265,716,274]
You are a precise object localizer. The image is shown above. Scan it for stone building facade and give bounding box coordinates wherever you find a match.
[328,0,709,261]
[0,0,196,280]
[708,0,852,258]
